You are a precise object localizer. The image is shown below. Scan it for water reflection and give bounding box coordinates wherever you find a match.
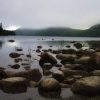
[0,86,27,94]
[38,88,61,99]
[0,41,3,49]
[6,41,20,47]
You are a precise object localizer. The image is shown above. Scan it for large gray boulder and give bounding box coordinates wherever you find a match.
[71,76,100,96]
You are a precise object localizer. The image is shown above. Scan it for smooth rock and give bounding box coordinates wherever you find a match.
[56,54,77,60]
[71,76,100,96]
[38,78,61,92]
[8,69,42,82]
[52,71,65,82]
[0,77,28,93]
[39,52,57,67]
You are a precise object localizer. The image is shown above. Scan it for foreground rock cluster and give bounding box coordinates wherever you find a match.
[0,41,100,97]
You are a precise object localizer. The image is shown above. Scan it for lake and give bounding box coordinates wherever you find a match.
[0,36,100,100]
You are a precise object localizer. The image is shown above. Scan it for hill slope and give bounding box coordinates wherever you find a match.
[15,24,100,37]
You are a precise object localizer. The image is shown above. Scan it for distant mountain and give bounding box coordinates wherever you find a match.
[15,24,100,37]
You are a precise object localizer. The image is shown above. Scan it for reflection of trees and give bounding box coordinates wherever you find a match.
[0,41,3,49]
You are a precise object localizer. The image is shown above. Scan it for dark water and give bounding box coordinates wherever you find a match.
[0,36,100,100]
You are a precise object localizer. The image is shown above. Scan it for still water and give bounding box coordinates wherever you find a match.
[0,36,100,100]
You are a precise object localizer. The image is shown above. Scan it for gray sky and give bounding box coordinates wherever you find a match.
[0,0,100,29]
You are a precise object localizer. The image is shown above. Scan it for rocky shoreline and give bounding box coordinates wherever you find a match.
[0,40,100,98]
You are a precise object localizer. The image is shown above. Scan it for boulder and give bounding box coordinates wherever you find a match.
[36,49,41,53]
[37,45,42,49]
[39,52,57,67]
[8,40,15,42]
[60,57,75,65]
[38,78,61,92]
[74,42,82,49]
[9,52,23,58]
[71,76,100,96]
[65,45,70,48]
[62,49,76,54]
[10,64,20,69]
[75,56,91,64]
[0,70,8,80]
[90,70,100,76]
[95,52,100,66]
[14,58,22,63]
[52,50,61,54]
[60,68,88,77]
[52,71,65,82]
[0,77,28,93]
[8,69,42,82]
[56,54,77,60]
[15,47,23,51]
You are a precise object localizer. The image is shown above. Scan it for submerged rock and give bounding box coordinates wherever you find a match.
[37,45,42,49]
[10,64,20,69]
[71,76,100,96]
[9,52,23,58]
[14,58,23,63]
[39,52,57,67]
[74,42,83,49]
[38,78,61,92]
[8,40,15,42]
[15,47,23,51]
[36,49,41,53]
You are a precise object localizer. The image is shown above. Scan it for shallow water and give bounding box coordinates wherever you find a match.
[0,36,100,100]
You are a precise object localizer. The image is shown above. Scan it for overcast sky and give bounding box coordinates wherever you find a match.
[0,0,100,29]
